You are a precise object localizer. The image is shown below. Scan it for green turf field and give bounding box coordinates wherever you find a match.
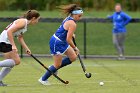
[0,11,140,18]
[0,22,140,55]
[0,57,140,93]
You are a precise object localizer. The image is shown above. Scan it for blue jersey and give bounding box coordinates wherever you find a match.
[108,11,131,33]
[55,16,75,42]
[49,16,75,55]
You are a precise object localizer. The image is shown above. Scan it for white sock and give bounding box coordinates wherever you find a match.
[0,59,15,67]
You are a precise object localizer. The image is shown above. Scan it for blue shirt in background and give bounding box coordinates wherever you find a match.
[108,11,131,34]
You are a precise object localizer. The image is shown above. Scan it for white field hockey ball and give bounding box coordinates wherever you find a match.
[99,82,104,86]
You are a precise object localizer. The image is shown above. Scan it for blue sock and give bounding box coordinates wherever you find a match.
[42,65,57,81]
[59,57,72,69]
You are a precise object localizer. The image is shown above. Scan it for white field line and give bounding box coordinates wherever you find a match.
[69,64,134,67]
[7,80,140,87]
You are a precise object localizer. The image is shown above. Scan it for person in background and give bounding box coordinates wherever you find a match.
[107,3,131,60]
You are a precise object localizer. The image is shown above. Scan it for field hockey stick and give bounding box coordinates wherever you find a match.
[30,54,69,84]
[72,37,91,78]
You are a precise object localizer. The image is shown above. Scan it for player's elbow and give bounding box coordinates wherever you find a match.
[17,35,23,41]
[66,38,71,44]
[7,31,12,37]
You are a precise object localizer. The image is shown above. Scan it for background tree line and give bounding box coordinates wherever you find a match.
[0,0,140,11]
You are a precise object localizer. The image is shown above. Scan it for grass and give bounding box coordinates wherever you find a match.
[0,22,140,55]
[0,10,140,18]
[0,57,140,93]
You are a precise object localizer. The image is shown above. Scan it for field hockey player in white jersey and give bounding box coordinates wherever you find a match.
[0,10,40,86]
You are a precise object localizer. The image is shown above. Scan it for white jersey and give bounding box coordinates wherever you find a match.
[0,19,28,44]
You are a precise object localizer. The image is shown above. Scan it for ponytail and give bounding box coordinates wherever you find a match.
[23,10,40,20]
[59,4,82,16]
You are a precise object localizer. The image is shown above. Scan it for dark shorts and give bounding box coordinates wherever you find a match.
[0,42,12,53]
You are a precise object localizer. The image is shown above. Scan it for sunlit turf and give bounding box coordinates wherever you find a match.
[0,57,140,93]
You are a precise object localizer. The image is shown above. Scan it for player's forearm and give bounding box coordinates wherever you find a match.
[67,38,76,48]
[67,31,76,48]
[18,36,29,50]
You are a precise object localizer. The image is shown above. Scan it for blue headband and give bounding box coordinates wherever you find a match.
[72,10,83,14]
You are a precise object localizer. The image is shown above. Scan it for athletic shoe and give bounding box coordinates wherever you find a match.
[0,81,7,86]
[117,56,125,61]
[38,77,51,85]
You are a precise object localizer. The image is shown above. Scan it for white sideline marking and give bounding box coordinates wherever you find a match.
[70,64,127,67]
[7,80,140,87]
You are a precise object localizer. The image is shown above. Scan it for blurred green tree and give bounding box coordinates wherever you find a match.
[8,0,47,10]
[0,0,140,11]
[0,0,16,10]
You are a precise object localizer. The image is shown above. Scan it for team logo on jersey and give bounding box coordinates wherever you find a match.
[56,51,61,55]
[117,15,121,19]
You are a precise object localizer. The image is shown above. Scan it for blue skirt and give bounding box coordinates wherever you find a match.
[49,36,69,55]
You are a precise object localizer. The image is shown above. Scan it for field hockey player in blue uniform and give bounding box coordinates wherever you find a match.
[38,4,83,85]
